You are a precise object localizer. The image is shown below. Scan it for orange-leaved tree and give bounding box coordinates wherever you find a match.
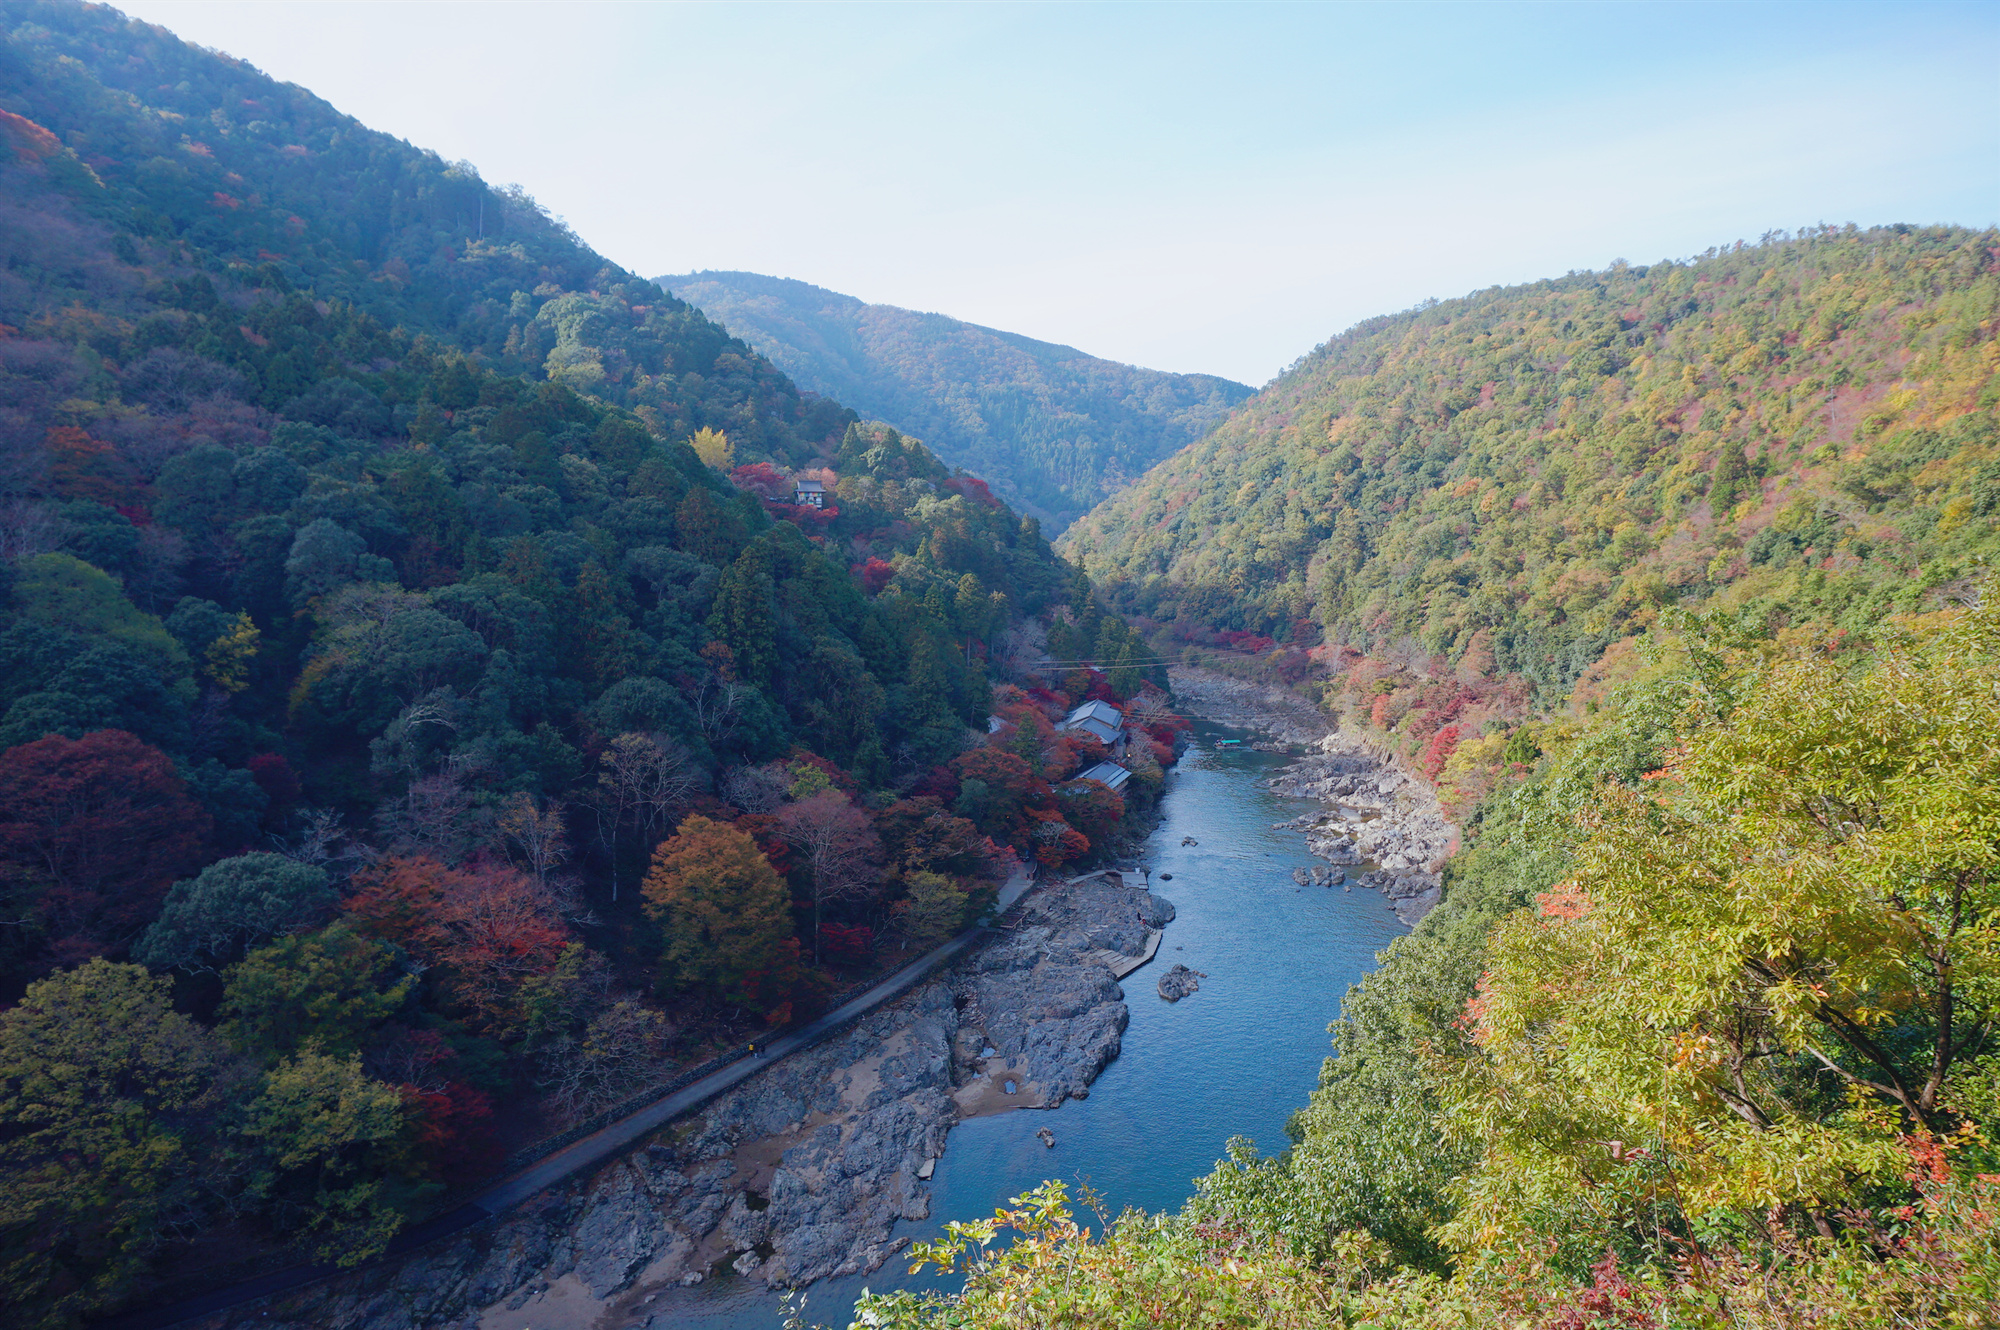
[642,815,794,1010]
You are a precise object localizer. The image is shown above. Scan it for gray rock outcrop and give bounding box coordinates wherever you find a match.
[1156,964,1204,1002]
[1170,666,1456,926]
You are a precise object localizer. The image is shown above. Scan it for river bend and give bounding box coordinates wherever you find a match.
[667,720,1408,1328]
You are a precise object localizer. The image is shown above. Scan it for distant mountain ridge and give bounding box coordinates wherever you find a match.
[658,271,1254,532]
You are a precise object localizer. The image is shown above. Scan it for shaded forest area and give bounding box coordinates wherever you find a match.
[661,270,1254,532]
[0,5,1176,1324]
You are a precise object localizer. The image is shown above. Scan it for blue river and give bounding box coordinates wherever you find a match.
[662,721,1406,1328]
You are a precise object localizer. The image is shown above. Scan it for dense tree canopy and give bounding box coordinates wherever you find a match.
[0,11,1171,1322]
[0,960,232,1324]
[1066,228,2000,699]
[861,608,2000,1328]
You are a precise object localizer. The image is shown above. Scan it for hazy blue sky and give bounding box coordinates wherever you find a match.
[116,1,1998,385]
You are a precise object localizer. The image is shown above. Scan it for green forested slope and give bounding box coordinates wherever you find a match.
[1063,227,2000,695]
[659,270,1253,531]
[860,605,2000,1329]
[849,229,2000,1330]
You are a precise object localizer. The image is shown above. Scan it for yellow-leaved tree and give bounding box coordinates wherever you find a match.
[641,815,793,1008]
[688,426,733,471]
[1449,601,2000,1257]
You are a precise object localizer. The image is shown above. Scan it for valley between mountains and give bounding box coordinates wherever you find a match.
[0,4,1997,1328]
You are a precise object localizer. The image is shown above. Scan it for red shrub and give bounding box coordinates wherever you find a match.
[404,1079,497,1183]
[1546,1251,1663,1330]
[818,923,874,964]
[346,856,570,1030]
[1420,724,1463,783]
[246,752,302,810]
[941,476,1002,509]
[0,729,209,963]
[853,558,895,595]
[729,462,792,501]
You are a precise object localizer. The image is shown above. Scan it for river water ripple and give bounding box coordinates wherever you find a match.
[670,721,1406,1327]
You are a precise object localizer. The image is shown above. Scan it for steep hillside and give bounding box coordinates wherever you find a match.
[659,270,1254,531]
[862,599,2000,1329]
[0,6,1172,1321]
[868,230,2000,1330]
[0,1,850,465]
[1064,227,2000,695]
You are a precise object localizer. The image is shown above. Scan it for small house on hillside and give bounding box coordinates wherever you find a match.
[1077,761,1131,792]
[1061,699,1126,755]
[794,479,826,508]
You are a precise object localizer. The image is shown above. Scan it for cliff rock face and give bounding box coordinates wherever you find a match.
[216,874,1173,1330]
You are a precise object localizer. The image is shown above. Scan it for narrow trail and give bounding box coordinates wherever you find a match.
[109,876,1034,1330]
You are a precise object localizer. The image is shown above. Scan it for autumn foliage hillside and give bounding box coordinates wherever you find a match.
[1064,225,1998,811]
[853,601,2000,1330]
[1064,227,1998,672]
[0,7,1174,1325]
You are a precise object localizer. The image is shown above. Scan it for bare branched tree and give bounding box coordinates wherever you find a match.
[689,674,745,750]
[278,807,347,870]
[592,732,700,900]
[777,791,886,963]
[0,498,66,560]
[719,762,789,814]
[521,946,679,1123]
[377,753,488,862]
[538,1000,678,1124]
[498,792,569,889]
[1125,684,1176,728]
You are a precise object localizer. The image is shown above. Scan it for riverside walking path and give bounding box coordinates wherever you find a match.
[114,870,1038,1330]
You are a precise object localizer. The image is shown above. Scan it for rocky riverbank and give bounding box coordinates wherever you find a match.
[1266,748,1455,924]
[1169,667,1455,925]
[211,872,1173,1330]
[1165,667,1335,747]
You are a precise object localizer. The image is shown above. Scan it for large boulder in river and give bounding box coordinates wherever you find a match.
[1157,964,1204,1002]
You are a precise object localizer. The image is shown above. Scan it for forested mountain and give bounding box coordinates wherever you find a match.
[658,270,1254,531]
[867,232,2000,1328]
[1064,226,2000,687]
[0,5,1171,1322]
